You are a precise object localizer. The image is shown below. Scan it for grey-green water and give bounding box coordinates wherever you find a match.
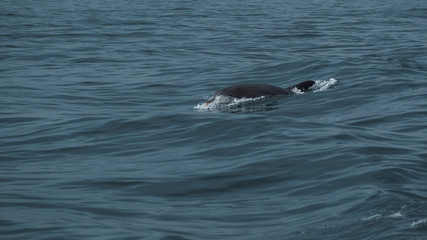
[1,0,427,239]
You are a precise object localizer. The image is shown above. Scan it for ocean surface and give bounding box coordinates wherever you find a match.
[1,0,427,239]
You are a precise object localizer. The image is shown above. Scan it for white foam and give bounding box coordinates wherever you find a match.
[411,219,427,228]
[389,211,404,218]
[193,95,266,111]
[361,214,382,221]
[194,95,233,111]
[313,77,338,92]
[290,87,303,95]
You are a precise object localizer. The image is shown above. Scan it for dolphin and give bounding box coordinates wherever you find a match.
[205,80,315,105]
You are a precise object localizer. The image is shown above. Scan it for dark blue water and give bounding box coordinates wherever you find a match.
[1,0,427,239]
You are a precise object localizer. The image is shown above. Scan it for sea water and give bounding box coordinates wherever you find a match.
[1,0,427,239]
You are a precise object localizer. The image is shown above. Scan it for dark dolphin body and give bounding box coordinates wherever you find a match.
[205,80,315,105]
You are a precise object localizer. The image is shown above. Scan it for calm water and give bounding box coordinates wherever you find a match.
[1,0,427,239]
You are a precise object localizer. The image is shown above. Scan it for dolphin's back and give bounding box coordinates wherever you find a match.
[217,84,289,99]
[206,80,315,104]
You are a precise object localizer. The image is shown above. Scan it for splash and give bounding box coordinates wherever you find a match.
[290,87,304,95]
[313,77,338,92]
[194,95,267,112]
